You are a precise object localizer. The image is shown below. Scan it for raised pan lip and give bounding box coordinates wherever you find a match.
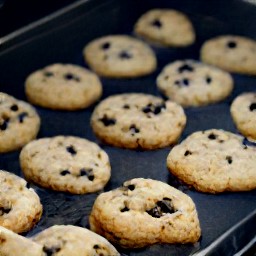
[0,0,90,46]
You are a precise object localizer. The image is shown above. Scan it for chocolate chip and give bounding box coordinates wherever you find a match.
[184,150,192,156]
[147,198,175,218]
[99,115,116,126]
[66,145,77,155]
[80,169,87,176]
[64,73,80,82]
[60,170,70,176]
[0,207,11,216]
[43,246,61,256]
[142,103,166,115]
[182,78,190,86]
[227,41,237,49]
[206,76,212,84]
[119,51,132,59]
[88,175,94,181]
[44,71,54,77]
[101,42,111,50]
[249,103,256,111]
[93,244,101,249]
[10,104,18,111]
[226,156,232,164]
[18,112,28,123]
[120,206,129,212]
[123,104,130,109]
[128,184,135,191]
[25,182,30,189]
[151,19,162,28]
[208,133,217,140]
[154,103,166,115]
[130,124,140,134]
[174,80,180,85]
[178,64,194,73]
[142,105,151,114]
[0,118,9,130]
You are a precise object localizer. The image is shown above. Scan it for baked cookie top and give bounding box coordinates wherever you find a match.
[0,226,44,256]
[134,9,195,47]
[91,93,186,149]
[20,136,111,194]
[200,35,256,75]
[231,92,256,140]
[0,92,40,153]
[83,35,157,78]
[157,60,233,107]
[89,178,201,248]
[25,63,102,110]
[32,225,120,256]
[167,129,256,193]
[0,170,42,233]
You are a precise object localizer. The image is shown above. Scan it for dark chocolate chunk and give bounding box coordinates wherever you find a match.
[44,71,54,77]
[174,80,180,85]
[182,78,190,86]
[18,112,28,123]
[119,51,132,60]
[227,41,237,49]
[142,102,166,115]
[101,42,111,50]
[64,73,80,82]
[151,19,162,28]
[128,184,135,191]
[206,76,212,84]
[208,133,217,140]
[147,198,175,218]
[0,118,9,131]
[249,103,256,111]
[99,115,116,126]
[123,104,130,109]
[226,156,232,164]
[60,170,70,176]
[178,64,194,73]
[0,207,11,216]
[154,103,166,115]
[10,104,18,111]
[88,175,94,181]
[120,206,129,212]
[142,105,151,114]
[184,150,192,156]
[43,246,61,256]
[66,145,77,156]
[93,244,101,249]
[130,124,140,134]
[80,169,87,176]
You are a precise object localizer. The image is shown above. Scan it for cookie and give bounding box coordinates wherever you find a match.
[83,35,157,78]
[0,170,42,233]
[200,35,256,75]
[167,129,256,193]
[231,92,256,140]
[25,63,102,110]
[91,93,186,149]
[31,225,120,256]
[134,9,195,47]
[0,226,44,256]
[0,92,40,153]
[20,136,111,194]
[157,60,233,107]
[89,178,201,248]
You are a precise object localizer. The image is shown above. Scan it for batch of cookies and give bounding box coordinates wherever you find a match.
[0,7,256,255]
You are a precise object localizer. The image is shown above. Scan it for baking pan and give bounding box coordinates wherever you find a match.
[0,0,256,255]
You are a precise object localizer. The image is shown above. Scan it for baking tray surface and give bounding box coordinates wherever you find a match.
[0,0,256,255]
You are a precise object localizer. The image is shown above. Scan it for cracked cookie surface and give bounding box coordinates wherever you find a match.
[25,63,102,110]
[89,178,201,248]
[134,9,195,47]
[157,60,233,107]
[167,129,256,193]
[83,35,157,78]
[0,92,40,153]
[200,35,256,75]
[91,93,186,149]
[0,170,42,233]
[32,225,120,256]
[20,136,111,194]
[231,92,256,140]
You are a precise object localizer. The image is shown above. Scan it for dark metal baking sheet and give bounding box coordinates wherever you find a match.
[0,0,256,255]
